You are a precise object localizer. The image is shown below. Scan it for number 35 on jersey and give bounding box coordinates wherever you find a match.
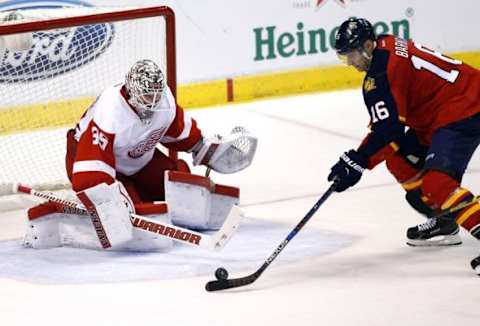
[92,126,109,150]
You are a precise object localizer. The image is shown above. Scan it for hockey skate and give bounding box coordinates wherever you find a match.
[471,255,480,275]
[406,217,462,246]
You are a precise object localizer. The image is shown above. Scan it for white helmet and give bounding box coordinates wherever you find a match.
[125,59,166,118]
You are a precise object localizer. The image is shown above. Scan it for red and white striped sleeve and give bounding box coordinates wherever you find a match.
[161,104,202,151]
[71,119,116,192]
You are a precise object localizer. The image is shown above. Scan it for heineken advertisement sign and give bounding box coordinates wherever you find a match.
[42,0,471,84]
[253,19,410,61]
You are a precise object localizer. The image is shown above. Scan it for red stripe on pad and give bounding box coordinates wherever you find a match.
[135,202,168,215]
[167,171,239,198]
[214,184,240,198]
[76,191,112,249]
[17,184,32,194]
[28,202,58,220]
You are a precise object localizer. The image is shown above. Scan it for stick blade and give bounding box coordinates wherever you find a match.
[205,280,231,292]
[205,274,257,292]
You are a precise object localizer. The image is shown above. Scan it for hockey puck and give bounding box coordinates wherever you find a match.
[215,267,229,280]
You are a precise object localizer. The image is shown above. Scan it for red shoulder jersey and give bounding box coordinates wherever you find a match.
[358,35,480,167]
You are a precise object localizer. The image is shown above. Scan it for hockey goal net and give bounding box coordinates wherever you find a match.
[0,6,177,198]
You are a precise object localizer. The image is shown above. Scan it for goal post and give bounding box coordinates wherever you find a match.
[0,6,178,197]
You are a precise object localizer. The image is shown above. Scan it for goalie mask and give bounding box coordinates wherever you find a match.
[125,59,166,120]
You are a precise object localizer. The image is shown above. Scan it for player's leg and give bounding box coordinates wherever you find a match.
[386,130,430,214]
[128,149,180,202]
[115,174,144,204]
[385,144,461,246]
[385,150,431,216]
[118,157,191,204]
[384,129,461,231]
[407,115,480,262]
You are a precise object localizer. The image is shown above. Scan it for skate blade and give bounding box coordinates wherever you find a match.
[406,234,462,247]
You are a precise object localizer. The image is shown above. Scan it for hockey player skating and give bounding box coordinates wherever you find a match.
[23,59,257,251]
[328,18,480,274]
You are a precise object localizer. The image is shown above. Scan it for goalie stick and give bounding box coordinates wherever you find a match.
[14,184,242,251]
[205,181,338,292]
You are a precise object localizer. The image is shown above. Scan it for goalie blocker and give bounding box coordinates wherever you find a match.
[24,171,241,251]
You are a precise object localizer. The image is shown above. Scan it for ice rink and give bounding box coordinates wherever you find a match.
[1,89,479,326]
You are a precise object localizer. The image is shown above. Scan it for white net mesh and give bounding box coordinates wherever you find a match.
[0,7,174,196]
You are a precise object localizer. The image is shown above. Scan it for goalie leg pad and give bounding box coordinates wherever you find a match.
[77,182,134,249]
[210,187,240,229]
[60,214,108,250]
[26,201,174,251]
[165,171,239,230]
[119,203,173,251]
[24,202,62,249]
[25,200,118,250]
[25,201,109,250]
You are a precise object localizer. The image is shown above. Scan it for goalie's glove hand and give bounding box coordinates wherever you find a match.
[328,150,368,192]
[191,127,257,174]
[191,135,222,166]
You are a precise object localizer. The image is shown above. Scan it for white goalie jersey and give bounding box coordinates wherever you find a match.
[70,83,202,191]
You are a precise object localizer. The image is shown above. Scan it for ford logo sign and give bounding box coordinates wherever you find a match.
[0,0,114,83]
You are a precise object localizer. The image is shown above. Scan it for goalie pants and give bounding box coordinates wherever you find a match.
[65,129,190,204]
[386,113,480,239]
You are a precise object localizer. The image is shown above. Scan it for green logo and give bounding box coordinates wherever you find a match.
[253,19,410,61]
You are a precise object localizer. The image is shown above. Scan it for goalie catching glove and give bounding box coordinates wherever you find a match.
[191,126,258,174]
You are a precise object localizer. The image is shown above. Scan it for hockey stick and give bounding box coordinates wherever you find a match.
[14,184,242,251]
[205,181,337,292]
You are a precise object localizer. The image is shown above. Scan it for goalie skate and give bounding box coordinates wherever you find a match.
[406,218,462,247]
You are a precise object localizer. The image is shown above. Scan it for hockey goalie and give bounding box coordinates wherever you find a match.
[23,59,257,251]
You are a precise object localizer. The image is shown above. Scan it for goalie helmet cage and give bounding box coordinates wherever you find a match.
[0,6,178,197]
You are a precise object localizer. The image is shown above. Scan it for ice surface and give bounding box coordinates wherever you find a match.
[0,217,353,284]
